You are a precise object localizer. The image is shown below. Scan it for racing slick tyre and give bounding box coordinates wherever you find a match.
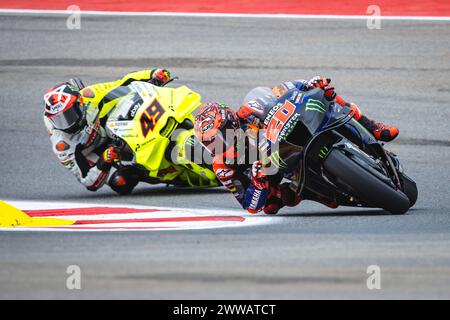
[323,149,411,214]
[399,173,418,207]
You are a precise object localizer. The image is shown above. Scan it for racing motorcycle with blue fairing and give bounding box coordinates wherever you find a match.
[253,87,417,214]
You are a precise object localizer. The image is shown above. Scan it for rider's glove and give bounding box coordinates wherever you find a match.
[306,76,331,90]
[102,146,120,164]
[251,160,269,190]
[150,68,171,86]
[323,85,337,101]
[243,161,270,214]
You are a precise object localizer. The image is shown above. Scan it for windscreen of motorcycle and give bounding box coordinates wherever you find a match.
[129,81,158,100]
[243,87,278,108]
[105,90,143,139]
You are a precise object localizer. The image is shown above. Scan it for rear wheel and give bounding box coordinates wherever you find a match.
[323,149,411,214]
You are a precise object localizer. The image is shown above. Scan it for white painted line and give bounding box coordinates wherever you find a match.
[0,200,274,232]
[0,9,449,21]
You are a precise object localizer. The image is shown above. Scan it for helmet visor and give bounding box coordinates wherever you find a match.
[47,102,82,130]
[200,124,241,157]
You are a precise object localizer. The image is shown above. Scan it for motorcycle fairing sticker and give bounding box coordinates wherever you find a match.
[140,98,165,138]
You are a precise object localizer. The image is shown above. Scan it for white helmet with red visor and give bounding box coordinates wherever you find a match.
[43,83,84,132]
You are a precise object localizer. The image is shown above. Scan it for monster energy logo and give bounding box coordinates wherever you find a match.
[305,99,326,113]
[269,151,288,169]
[318,146,330,159]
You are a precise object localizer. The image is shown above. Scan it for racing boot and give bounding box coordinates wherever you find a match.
[348,103,399,142]
[358,116,399,142]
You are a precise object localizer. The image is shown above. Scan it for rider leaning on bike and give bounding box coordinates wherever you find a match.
[194,76,399,215]
[43,68,171,194]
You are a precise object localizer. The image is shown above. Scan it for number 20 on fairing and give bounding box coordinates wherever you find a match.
[265,100,296,143]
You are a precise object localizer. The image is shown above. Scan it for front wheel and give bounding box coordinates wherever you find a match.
[399,173,418,207]
[323,149,411,214]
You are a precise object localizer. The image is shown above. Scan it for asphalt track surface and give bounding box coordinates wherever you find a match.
[0,14,450,299]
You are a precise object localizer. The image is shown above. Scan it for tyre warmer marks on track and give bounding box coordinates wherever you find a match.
[0,201,271,231]
[0,0,449,17]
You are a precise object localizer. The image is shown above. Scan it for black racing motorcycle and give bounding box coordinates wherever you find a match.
[257,87,417,214]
